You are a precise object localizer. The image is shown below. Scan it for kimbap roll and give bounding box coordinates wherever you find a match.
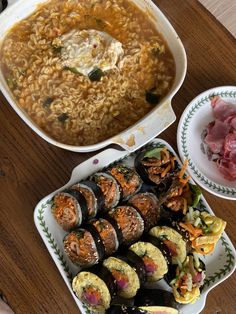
[63,228,104,267]
[149,226,187,265]
[169,254,205,304]
[109,165,142,201]
[91,172,121,211]
[128,193,160,231]
[129,241,168,282]
[89,218,120,256]
[108,206,144,245]
[103,256,140,298]
[135,146,177,185]
[71,180,104,218]
[118,250,147,286]
[72,266,117,314]
[52,189,88,231]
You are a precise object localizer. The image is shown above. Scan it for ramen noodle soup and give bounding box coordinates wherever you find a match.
[0,0,175,146]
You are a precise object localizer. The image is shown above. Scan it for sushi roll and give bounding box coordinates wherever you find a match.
[144,234,172,265]
[103,256,140,299]
[52,189,88,231]
[118,250,147,286]
[72,266,117,314]
[149,226,187,265]
[71,180,104,218]
[108,206,144,245]
[128,193,160,232]
[109,165,142,201]
[169,254,205,304]
[63,227,104,267]
[135,146,177,185]
[89,218,120,256]
[91,172,121,211]
[129,241,168,282]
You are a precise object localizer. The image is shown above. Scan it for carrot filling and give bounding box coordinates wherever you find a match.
[164,239,178,257]
[111,167,138,198]
[53,194,77,228]
[179,222,203,238]
[143,148,174,181]
[130,196,154,213]
[111,269,129,289]
[98,177,116,208]
[143,255,157,274]
[82,286,102,306]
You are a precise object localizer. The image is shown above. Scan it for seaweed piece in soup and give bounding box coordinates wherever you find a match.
[146,90,161,105]
[88,67,104,81]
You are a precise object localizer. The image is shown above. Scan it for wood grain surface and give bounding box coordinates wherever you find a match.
[200,0,236,38]
[0,0,236,313]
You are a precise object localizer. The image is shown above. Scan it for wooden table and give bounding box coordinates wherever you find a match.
[0,0,235,313]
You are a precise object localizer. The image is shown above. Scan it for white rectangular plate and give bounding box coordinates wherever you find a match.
[34,139,236,314]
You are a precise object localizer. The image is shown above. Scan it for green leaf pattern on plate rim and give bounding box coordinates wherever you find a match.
[36,141,235,310]
[37,199,91,314]
[180,90,236,196]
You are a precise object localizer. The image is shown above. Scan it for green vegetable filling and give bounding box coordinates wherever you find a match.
[144,147,163,160]
[189,184,202,207]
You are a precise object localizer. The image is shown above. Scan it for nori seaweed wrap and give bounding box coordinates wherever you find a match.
[91,172,121,211]
[134,289,178,309]
[71,180,104,218]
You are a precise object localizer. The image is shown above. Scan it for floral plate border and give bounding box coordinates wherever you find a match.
[177,87,236,200]
[34,139,236,314]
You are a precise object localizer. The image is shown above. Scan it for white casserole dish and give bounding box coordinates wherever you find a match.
[0,0,187,152]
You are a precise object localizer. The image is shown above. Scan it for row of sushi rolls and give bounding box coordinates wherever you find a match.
[51,145,226,314]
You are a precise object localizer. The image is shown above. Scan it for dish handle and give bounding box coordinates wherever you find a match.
[112,100,176,153]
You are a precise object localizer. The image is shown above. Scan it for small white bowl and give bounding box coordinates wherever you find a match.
[177,86,236,200]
